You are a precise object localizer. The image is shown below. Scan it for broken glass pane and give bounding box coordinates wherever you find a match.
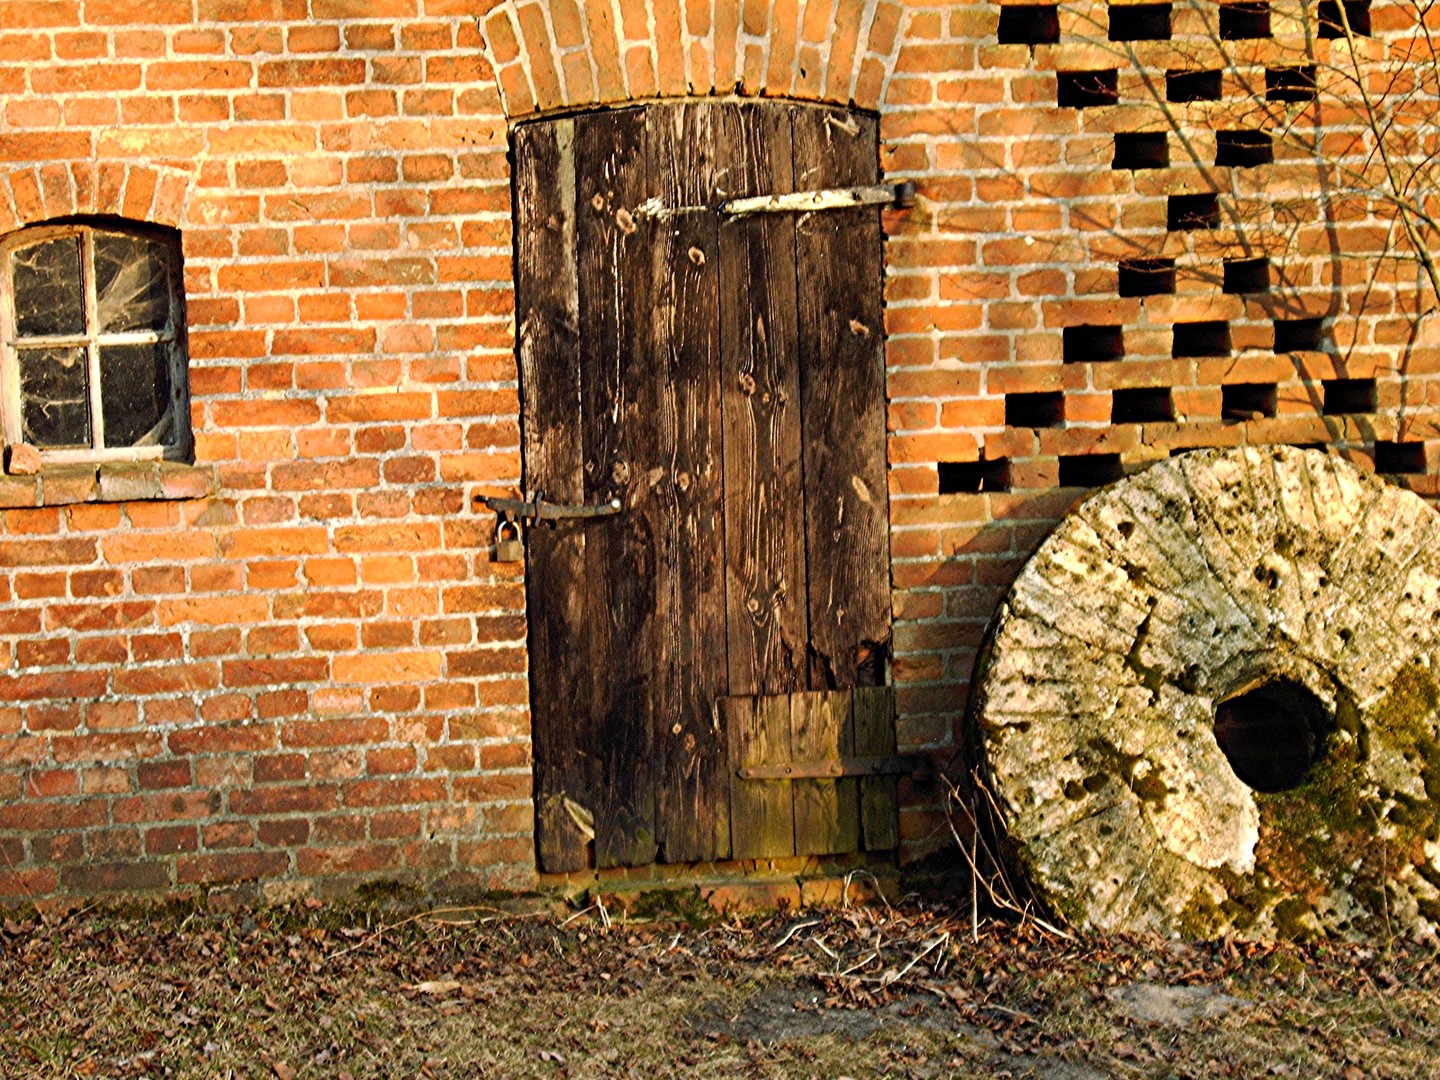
[100,342,171,447]
[95,232,171,334]
[18,346,90,447]
[11,237,85,338]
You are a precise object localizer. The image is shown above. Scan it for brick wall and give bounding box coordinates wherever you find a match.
[0,0,532,904]
[1,0,1436,903]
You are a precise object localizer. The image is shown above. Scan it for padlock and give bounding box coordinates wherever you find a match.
[493,518,524,563]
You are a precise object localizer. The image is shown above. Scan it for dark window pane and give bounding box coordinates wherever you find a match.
[95,231,172,333]
[100,342,171,447]
[11,236,85,338]
[18,346,90,447]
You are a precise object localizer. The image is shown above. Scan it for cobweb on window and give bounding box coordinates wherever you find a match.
[11,238,85,338]
[95,233,171,334]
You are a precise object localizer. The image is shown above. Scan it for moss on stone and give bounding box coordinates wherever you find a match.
[1210,666,1440,939]
[1179,889,1227,939]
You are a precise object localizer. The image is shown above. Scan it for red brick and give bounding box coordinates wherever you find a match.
[202,821,256,849]
[222,657,329,688]
[366,746,417,774]
[296,843,403,875]
[258,819,310,846]
[25,703,82,732]
[26,767,79,798]
[60,861,170,893]
[146,825,200,855]
[177,851,288,884]
[229,785,338,815]
[342,777,446,808]
[138,760,193,790]
[167,723,277,756]
[0,670,108,703]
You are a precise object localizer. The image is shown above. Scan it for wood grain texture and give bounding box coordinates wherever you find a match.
[719,104,808,700]
[575,108,658,868]
[513,119,590,873]
[649,103,732,863]
[793,106,892,692]
[725,694,795,859]
[518,102,897,871]
[790,689,860,855]
[853,686,899,851]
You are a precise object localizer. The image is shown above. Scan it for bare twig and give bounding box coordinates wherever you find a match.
[771,919,822,950]
[323,905,550,964]
[943,771,1074,942]
[830,932,951,986]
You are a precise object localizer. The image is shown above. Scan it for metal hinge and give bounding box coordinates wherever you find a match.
[737,754,929,781]
[721,181,916,217]
[477,493,623,523]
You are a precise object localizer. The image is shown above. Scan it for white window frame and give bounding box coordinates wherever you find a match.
[0,220,191,465]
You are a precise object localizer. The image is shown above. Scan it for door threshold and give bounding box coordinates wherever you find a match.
[538,854,901,915]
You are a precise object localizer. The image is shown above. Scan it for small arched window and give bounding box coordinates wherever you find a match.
[0,219,190,463]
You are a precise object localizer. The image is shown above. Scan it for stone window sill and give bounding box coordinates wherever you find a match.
[0,461,216,507]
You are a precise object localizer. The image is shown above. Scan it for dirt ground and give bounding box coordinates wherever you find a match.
[1,888,1438,1079]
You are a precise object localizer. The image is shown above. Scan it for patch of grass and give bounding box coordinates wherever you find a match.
[1,900,1439,1077]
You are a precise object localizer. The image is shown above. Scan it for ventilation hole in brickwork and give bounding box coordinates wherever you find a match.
[1173,320,1232,357]
[1224,257,1271,293]
[1167,69,1223,102]
[1112,387,1175,423]
[1267,66,1318,102]
[998,4,1061,44]
[1274,317,1327,352]
[1220,1,1271,38]
[939,458,1011,494]
[1118,258,1177,297]
[1374,440,1427,473]
[1322,378,1377,415]
[1168,193,1220,230]
[1059,453,1124,487]
[1006,391,1066,428]
[1114,133,1170,170]
[1109,3,1172,40]
[1216,130,1275,167]
[1318,0,1371,36]
[1222,382,1278,420]
[1064,324,1126,363]
[1058,69,1120,108]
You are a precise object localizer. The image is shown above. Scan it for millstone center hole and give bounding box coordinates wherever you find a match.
[1213,678,1333,793]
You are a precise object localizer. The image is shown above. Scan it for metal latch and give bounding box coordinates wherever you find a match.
[722,181,916,217]
[477,493,623,523]
[737,754,929,781]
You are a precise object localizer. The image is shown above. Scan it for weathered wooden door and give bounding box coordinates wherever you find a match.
[514,101,894,872]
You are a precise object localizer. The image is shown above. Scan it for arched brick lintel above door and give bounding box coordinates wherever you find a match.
[477,0,910,119]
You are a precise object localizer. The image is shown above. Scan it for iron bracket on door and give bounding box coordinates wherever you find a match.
[721,180,916,217]
[478,493,623,523]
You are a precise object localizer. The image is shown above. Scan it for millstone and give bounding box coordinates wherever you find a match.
[973,446,1440,940]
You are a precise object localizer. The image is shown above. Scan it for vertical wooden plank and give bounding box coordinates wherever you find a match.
[854,686,899,851]
[726,694,795,859]
[575,107,659,868]
[792,105,892,691]
[791,689,860,855]
[514,119,591,873]
[650,103,732,863]
[719,103,809,700]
